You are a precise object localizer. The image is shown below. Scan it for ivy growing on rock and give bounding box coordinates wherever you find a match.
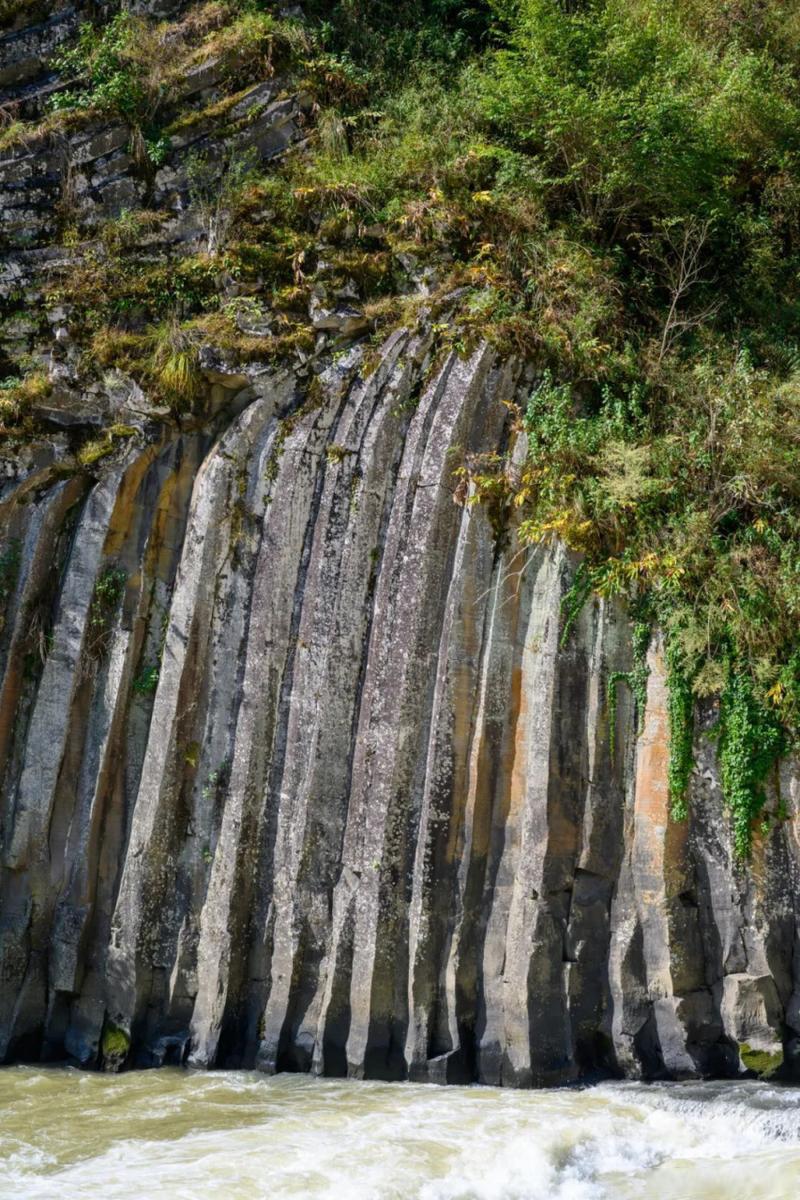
[559,562,593,648]
[664,636,695,823]
[606,619,651,753]
[718,667,786,859]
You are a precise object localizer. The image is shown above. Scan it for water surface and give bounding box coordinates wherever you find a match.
[1,1066,799,1198]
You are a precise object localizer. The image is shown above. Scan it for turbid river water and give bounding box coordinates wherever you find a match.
[0,1067,799,1199]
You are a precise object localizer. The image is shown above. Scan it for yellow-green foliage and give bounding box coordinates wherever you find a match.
[77,425,136,469]
[0,120,26,153]
[150,322,201,408]
[0,372,51,435]
[164,86,252,136]
[194,6,309,81]
[76,439,114,469]
[46,1,308,135]
[99,209,166,256]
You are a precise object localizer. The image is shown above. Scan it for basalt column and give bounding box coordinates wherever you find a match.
[0,336,798,1082]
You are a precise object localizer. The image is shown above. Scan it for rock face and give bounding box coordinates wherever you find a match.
[2,2,800,1088]
[1,333,799,1085]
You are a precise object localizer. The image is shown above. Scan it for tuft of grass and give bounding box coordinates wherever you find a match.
[0,372,51,435]
[150,321,201,408]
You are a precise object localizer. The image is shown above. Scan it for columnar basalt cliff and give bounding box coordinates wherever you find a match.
[1,336,799,1084]
[2,3,800,1088]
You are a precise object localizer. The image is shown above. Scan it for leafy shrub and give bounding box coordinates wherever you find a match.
[49,13,161,123]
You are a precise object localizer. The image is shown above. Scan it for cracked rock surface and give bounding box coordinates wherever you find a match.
[0,334,798,1083]
[1,2,799,1088]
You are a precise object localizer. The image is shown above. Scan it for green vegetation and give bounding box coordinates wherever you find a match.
[718,668,786,857]
[132,664,160,696]
[49,13,162,122]
[43,4,306,165]
[201,759,230,803]
[87,567,127,658]
[558,563,593,648]
[6,1,800,852]
[739,1041,784,1078]
[48,11,170,167]
[665,637,695,822]
[101,1022,130,1064]
[91,567,126,616]
[606,619,651,748]
[0,372,51,437]
[76,425,136,470]
[186,148,260,257]
[289,0,800,856]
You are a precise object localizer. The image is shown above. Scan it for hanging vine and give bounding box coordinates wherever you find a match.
[665,636,695,821]
[718,667,785,858]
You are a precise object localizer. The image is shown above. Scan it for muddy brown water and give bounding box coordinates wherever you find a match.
[1,1067,799,1198]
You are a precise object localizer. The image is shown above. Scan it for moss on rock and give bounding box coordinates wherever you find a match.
[739,1042,783,1078]
[101,1022,130,1069]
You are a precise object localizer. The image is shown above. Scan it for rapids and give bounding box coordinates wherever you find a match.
[1,1068,799,1199]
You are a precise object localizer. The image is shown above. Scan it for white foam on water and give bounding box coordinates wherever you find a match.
[1,1068,799,1199]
